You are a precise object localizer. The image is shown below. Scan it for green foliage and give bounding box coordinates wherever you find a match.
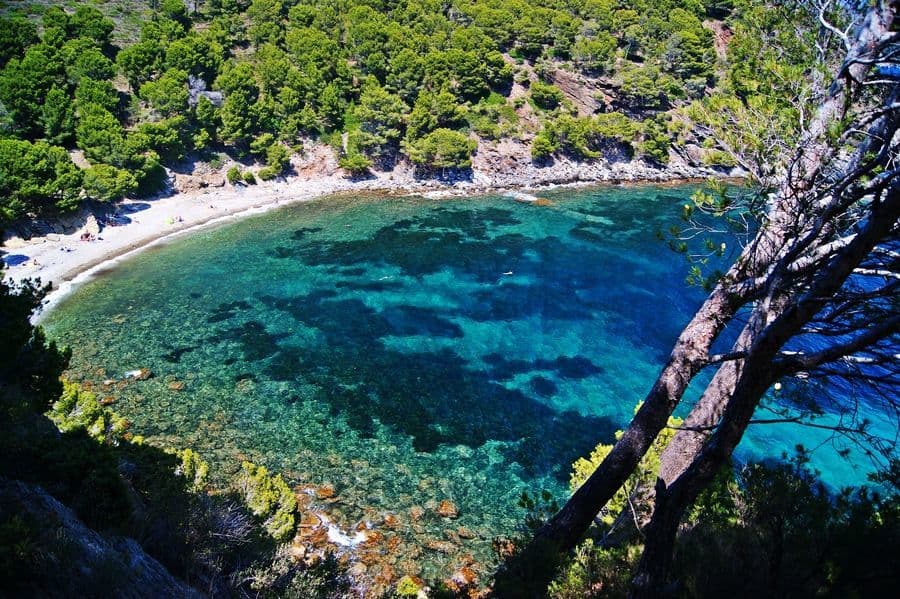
[465,93,519,140]
[254,166,273,180]
[530,81,565,110]
[338,152,373,176]
[248,0,285,47]
[131,116,187,162]
[48,382,131,444]
[638,117,672,164]
[243,170,257,184]
[82,164,138,203]
[227,165,242,184]
[531,131,560,160]
[354,83,408,156]
[249,133,290,173]
[75,103,128,165]
[63,41,116,83]
[570,404,683,526]
[193,95,219,143]
[175,448,210,493]
[68,6,115,47]
[0,44,66,136]
[549,453,900,598]
[117,40,163,90]
[535,113,637,161]
[0,16,38,68]
[547,540,637,599]
[140,69,189,116]
[572,32,617,74]
[0,138,82,222]
[74,79,119,113]
[406,128,477,170]
[235,461,297,541]
[0,264,69,415]
[617,63,684,111]
[40,86,76,146]
[249,132,276,158]
[406,89,467,141]
[165,33,223,82]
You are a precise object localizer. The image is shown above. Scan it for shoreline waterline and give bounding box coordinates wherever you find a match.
[5,173,729,321]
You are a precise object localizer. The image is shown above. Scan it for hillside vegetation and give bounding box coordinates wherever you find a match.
[1,0,815,225]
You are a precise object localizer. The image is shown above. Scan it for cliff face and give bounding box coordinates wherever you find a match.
[0,477,204,598]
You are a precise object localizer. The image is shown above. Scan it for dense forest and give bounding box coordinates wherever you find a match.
[1,0,810,225]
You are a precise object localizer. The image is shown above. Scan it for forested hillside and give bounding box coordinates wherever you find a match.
[1,0,812,225]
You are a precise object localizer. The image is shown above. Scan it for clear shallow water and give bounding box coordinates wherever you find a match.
[42,186,888,582]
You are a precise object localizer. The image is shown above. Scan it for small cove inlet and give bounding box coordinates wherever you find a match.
[42,186,890,587]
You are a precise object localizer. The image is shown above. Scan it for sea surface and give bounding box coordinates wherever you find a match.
[42,185,890,582]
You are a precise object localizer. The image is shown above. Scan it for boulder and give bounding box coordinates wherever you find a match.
[409,505,425,522]
[84,214,100,236]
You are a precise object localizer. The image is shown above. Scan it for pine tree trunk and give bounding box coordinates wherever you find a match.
[629,187,900,595]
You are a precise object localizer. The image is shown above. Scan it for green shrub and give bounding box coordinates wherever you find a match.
[338,152,373,175]
[570,404,682,526]
[242,170,256,184]
[226,166,241,184]
[534,113,637,161]
[250,133,276,158]
[257,166,278,180]
[176,448,209,493]
[530,81,565,110]
[48,382,130,444]
[638,118,672,164]
[548,540,637,599]
[265,142,290,173]
[701,149,738,168]
[406,128,477,170]
[235,461,297,541]
[531,132,560,160]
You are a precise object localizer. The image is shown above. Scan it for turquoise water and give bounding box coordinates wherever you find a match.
[42,186,888,582]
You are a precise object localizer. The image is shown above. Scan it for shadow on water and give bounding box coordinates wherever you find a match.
[180,205,636,480]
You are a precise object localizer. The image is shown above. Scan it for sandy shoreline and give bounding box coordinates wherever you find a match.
[2,166,717,315]
[2,173,435,292]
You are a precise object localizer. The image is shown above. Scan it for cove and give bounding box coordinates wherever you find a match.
[42,185,883,582]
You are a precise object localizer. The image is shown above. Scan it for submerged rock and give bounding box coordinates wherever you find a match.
[436,499,459,518]
[451,565,478,587]
[425,539,456,553]
[124,368,153,381]
[382,513,401,529]
[409,505,425,522]
[315,484,336,499]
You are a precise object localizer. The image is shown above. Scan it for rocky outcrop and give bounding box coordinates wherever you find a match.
[173,172,226,193]
[0,477,204,598]
[547,67,614,116]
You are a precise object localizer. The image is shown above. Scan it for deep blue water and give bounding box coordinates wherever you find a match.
[42,186,889,580]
